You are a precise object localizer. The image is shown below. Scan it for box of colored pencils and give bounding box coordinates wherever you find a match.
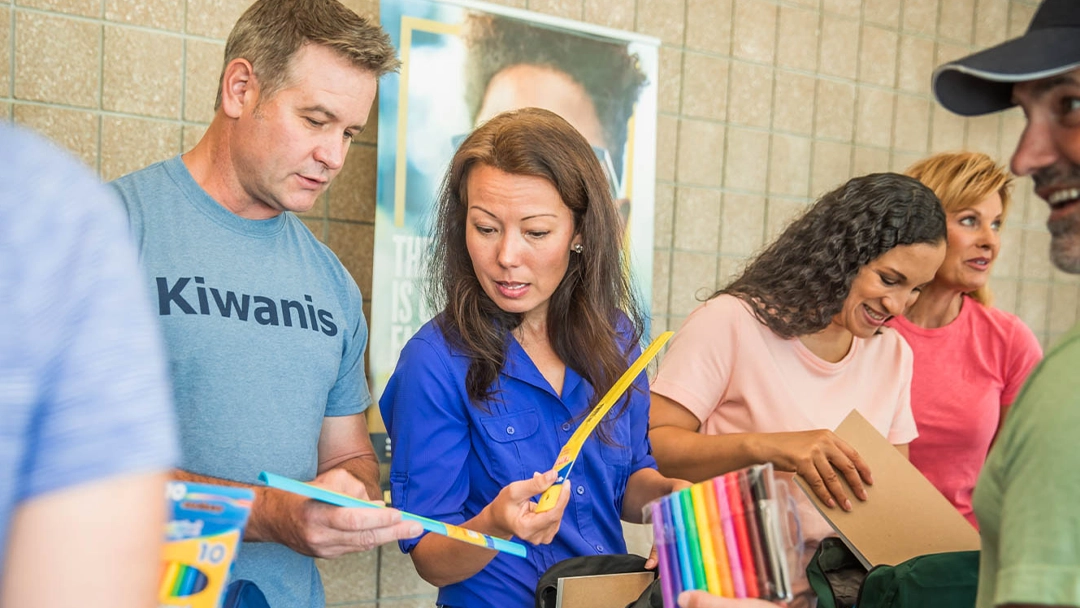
[646,464,797,607]
[159,481,255,607]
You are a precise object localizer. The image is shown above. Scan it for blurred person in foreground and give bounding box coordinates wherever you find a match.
[0,124,178,608]
[933,0,1080,606]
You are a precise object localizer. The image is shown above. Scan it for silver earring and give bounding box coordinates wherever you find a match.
[572,243,584,254]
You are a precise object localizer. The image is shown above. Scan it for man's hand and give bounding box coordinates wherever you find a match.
[271,468,422,559]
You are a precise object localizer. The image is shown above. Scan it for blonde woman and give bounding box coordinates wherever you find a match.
[888,152,1042,528]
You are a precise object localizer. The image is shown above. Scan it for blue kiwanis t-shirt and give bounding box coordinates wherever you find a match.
[112,156,371,608]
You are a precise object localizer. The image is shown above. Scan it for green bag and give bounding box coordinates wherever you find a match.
[807,537,980,608]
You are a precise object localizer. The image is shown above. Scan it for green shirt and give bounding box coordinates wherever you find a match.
[974,322,1080,607]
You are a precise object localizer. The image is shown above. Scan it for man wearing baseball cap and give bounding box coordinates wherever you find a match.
[934,2,1080,608]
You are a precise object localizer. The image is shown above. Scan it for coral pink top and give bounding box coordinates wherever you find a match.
[888,296,1042,528]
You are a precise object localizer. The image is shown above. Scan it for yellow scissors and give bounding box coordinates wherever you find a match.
[535,331,674,513]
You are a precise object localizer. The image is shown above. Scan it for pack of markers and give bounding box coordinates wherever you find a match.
[645,463,801,606]
[159,481,254,607]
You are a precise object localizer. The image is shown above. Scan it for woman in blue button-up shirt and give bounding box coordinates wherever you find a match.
[380,108,686,608]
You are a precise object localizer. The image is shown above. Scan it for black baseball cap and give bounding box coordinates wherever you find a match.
[932,0,1080,116]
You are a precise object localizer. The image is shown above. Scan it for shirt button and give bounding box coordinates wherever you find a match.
[561,422,571,431]
[506,426,515,435]
[576,485,585,495]
[596,545,604,553]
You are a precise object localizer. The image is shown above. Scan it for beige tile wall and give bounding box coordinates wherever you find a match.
[3,0,1070,605]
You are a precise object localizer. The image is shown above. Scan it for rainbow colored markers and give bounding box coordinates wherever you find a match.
[159,562,209,598]
[649,464,794,607]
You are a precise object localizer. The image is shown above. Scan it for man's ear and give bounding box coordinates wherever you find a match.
[220,58,257,119]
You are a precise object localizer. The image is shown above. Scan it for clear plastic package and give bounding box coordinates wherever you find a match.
[644,463,803,607]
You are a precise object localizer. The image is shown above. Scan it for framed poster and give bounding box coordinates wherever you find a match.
[370,0,660,416]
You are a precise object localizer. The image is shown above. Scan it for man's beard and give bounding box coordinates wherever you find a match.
[1049,211,1080,273]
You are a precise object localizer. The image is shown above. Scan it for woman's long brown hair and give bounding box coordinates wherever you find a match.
[426,107,645,441]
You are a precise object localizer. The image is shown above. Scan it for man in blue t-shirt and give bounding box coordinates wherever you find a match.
[0,125,178,608]
[110,1,421,606]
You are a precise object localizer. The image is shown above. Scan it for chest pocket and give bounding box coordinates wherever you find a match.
[478,409,541,483]
[599,416,633,469]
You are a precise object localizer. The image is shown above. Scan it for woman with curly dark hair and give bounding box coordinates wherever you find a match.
[380,107,686,608]
[649,173,947,602]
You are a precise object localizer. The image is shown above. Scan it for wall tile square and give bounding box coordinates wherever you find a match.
[656,113,678,182]
[993,225,1022,278]
[1053,265,1080,286]
[765,198,808,242]
[930,104,966,152]
[721,192,766,255]
[935,41,970,67]
[529,0,582,19]
[723,127,770,192]
[378,544,437,598]
[653,248,672,316]
[890,149,922,172]
[16,0,99,17]
[819,15,859,80]
[768,133,811,196]
[316,551,377,604]
[674,186,722,251]
[682,0,730,53]
[1008,2,1036,38]
[329,144,376,222]
[855,86,895,148]
[864,0,900,28]
[686,0,732,53]
[892,94,929,153]
[583,0,635,31]
[991,277,1018,313]
[100,115,181,181]
[106,0,184,30]
[938,0,975,43]
[300,214,326,242]
[327,221,374,295]
[14,11,100,108]
[897,35,934,94]
[858,25,897,88]
[103,26,183,118]
[851,144,890,176]
[681,52,728,121]
[822,0,859,15]
[727,62,772,128]
[1048,283,1079,334]
[676,118,724,186]
[13,104,98,168]
[340,0,379,19]
[1022,229,1053,281]
[187,0,251,39]
[974,0,1008,46]
[810,139,851,196]
[1,103,10,120]
[776,5,819,72]
[732,0,777,64]
[655,182,676,247]
[965,112,1001,157]
[183,124,208,151]
[185,39,225,123]
[657,46,684,115]
[814,80,855,141]
[0,8,9,96]
[717,255,748,289]
[772,70,815,135]
[637,0,686,46]
[902,0,938,36]
[1015,281,1049,337]
[670,251,717,315]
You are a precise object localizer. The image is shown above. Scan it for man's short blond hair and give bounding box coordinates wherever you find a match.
[214,0,400,110]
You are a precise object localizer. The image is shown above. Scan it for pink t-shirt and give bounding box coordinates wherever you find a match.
[651,295,919,546]
[887,296,1042,528]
